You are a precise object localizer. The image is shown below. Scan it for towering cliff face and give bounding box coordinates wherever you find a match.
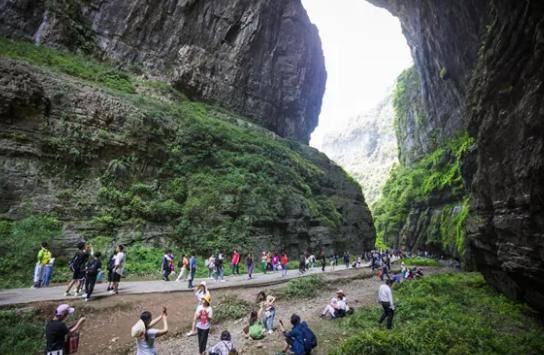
[0,49,374,267]
[0,0,326,143]
[318,92,398,206]
[369,0,544,312]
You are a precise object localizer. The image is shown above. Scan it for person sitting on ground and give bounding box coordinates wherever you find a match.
[45,304,86,355]
[131,307,168,355]
[279,314,317,355]
[415,267,424,278]
[321,290,349,319]
[243,310,266,340]
[209,330,238,355]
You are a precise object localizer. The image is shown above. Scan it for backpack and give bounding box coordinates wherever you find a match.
[68,253,82,272]
[108,255,116,271]
[299,322,317,352]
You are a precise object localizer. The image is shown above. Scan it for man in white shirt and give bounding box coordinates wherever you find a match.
[378,279,395,329]
[111,245,125,295]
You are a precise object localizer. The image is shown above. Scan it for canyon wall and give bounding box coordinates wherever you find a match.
[369,0,544,312]
[0,0,326,143]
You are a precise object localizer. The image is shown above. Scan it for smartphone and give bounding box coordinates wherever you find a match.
[162,307,168,316]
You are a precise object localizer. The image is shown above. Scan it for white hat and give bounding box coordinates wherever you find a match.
[199,281,207,287]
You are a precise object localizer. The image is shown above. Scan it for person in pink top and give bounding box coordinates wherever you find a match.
[231,249,240,275]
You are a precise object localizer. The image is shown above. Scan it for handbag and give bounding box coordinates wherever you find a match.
[64,331,79,354]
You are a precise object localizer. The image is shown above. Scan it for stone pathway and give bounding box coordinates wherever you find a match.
[0,263,376,306]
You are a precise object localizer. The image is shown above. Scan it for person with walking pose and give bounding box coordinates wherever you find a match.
[83,252,101,302]
[188,253,197,289]
[111,245,125,295]
[176,254,189,282]
[246,253,254,279]
[231,249,240,275]
[65,242,90,296]
[281,253,289,277]
[378,279,395,329]
[33,241,52,288]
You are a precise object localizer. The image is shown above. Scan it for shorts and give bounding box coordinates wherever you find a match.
[72,269,85,280]
[112,272,121,282]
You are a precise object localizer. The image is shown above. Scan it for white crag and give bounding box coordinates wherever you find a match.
[318,92,398,206]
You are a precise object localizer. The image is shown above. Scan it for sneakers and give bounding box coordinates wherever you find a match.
[84,298,90,302]
[64,291,71,297]
[186,331,197,337]
[268,330,273,334]
[81,294,88,299]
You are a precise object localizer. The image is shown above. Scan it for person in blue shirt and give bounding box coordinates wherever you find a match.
[188,254,197,288]
[279,314,317,355]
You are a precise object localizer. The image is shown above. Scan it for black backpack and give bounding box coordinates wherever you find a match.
[300,322,317,352]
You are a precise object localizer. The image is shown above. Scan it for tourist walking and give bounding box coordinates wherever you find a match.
[131,307,169,355]
[33,241,52,288]
[261,252,267,274]
[176,254,189,282]
[65,242,90,296]
[281,253,289,277]
[299,254,306,274]
[110,245,126,295]
[231,249,240,275]
[192,294,213,354]
[216,253,225,282]
[107,250,118,291]
[343,252,350,269]
[246,253,254,279]
[45,304,86,355]
[207,254,216,279]
[83,251,101,302]
[161,249,174,281]
[320,250,326,272]
[188,253,197,288]
[378,279,395,329]
[42,256,55,287]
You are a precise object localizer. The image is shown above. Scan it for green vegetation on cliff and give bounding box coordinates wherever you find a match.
[0,38,365,288]
[334,273,544,354]
[372,133,473,256]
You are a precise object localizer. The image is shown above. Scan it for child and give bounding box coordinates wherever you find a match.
[209,330,238,355]
[244,310,265,340]
[84,252,102,302]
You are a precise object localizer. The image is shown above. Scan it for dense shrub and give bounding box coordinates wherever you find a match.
[335,273,544,355]
[402,257,440,267]
[213,295,252,323]
[0,309,44,354]
[277,275,325,299]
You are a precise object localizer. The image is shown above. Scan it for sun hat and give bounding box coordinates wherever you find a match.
[55,304,75,316]
[200,281,207,287]
[336,289,345,296]
[202,294,212,305]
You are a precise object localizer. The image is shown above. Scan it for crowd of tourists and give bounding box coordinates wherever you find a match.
[38,241,431,354]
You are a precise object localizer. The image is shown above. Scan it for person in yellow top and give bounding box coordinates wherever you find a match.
[33,242,52,288]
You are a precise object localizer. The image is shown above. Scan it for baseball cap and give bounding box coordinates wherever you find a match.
[55,304,75,316]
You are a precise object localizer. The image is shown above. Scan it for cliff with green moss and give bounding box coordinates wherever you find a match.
[372,66,473,260]
[0,38,375,287]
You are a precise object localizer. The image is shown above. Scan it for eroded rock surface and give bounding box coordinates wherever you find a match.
[0,0,326,143]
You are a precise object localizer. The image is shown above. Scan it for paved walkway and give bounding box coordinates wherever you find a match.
[0,263,375,306]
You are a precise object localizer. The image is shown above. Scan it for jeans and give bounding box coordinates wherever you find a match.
[197,327,209,354]
[247,264,254,278]
[218,266,224,280]
[379,301,394,329]
[188,268,196,288]
[85,275,97,299]
[162,269,171,280]
[264,308,276,331]
[42,265,53,287]
[33,263,43,287]
[281,264,288,276]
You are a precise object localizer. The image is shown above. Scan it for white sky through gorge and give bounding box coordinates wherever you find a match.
[302,0,413,148]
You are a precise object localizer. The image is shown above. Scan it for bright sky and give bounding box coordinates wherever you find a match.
[301,0,413,147]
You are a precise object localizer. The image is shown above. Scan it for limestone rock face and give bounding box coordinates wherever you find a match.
[369,0,544,312]
[0,0,326,143]
[0,57,373,257]
[318,93,398,206]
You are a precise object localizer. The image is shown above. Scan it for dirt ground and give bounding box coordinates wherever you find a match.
[30,266,447,354]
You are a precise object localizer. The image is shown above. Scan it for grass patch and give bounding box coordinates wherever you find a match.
[0,308,45,354]
[401,257,440,267]
[0,37,135,93]
[333,273,544,354]
[213,295,252,323]
[276,275,325,299]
